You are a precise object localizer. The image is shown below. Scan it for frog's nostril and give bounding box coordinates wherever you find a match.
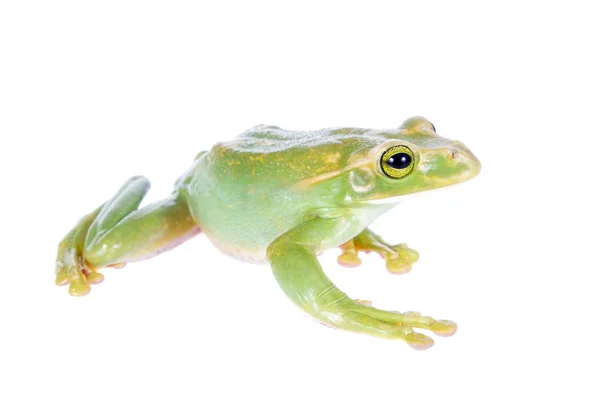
[448,150,457,160]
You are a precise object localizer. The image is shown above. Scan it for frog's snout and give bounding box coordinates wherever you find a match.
[449,145,482,180]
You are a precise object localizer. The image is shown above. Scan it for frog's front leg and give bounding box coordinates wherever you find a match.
[55,176,200,296]
[337,228,419,274]
[267,218,456,349]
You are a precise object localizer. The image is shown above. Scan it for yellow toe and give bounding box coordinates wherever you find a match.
[405,332,435,350]
[337,254,362,267]
[386,258,412,275]
[68,281,91,296]
[86,272,104,285]
[55,272,69,286]
[430,320,458,337]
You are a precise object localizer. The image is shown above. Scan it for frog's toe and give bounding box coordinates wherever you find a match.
[68,279,91,296]
[54,263,69,286]
[405,332,435,350]
[84,271,105,285]
[388,243,419,263]
[56,246,114,295]
[337,253,362,267]
[337,241,362,267]
[55,274,69,286]
[385,256,413,275]
[396,246,419,263]
[392,311,457,338]
[60,254,95,296]
[383,244,419,274]
[382,324,434,350]
[430,320,458,337]
[82,262,105,284]
[382,323,435,350]
[107,262,127,269]
[353,304,457,348]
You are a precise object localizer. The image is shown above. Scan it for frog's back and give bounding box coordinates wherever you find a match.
[224,124,380,181]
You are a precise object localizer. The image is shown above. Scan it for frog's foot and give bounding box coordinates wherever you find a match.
[54,214,129,296]
[55,257,104,296]
[54,209,103,296]
[55,258,99,297]
[337,229,419,275]
[347,303,457,349]
[56,252,126,296]
[379,243,420,275]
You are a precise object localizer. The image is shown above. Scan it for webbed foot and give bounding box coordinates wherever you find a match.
[55,209,122,296]
[337,229,419,274]
[55,210,99,296]
[56,258,125,296]
[345,301,457,349]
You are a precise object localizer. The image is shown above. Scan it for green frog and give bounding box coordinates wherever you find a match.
[55,116,481,350]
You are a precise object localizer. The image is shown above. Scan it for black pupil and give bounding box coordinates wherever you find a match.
[387,153,412,169]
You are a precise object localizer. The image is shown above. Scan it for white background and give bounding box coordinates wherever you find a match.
[1,1,599,399]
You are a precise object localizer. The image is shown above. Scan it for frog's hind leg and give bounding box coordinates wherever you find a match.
[55,176,200,296]
[337,228,420,274]
[268,218,456,349]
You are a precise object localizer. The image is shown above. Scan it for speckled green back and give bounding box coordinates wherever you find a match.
[204,125,392,185]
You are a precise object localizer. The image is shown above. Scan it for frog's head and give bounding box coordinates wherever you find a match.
[334,116,481,205]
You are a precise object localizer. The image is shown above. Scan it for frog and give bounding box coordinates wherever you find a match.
[55,116,481,350]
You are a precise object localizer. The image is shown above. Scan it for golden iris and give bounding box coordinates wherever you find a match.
[381,145,415,178]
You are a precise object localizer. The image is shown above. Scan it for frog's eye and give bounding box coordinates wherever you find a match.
[381,145,415,179]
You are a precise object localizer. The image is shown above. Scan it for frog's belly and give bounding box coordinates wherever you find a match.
[203,233,271,264]
[186,193,306,264]
[194,214,302,264]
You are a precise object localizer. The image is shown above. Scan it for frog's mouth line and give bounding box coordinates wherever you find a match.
[362,185,456,205]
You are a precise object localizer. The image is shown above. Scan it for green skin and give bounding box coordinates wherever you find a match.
[55,116,481,350]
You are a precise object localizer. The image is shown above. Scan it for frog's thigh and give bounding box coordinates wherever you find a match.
[83,184,199,268]
[267,219,454,349]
